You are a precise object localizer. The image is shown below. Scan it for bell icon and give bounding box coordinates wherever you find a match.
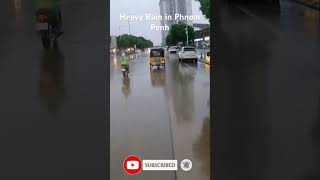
[180,159,192,171]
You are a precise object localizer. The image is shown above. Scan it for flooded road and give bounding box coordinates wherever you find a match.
[0,1,107,179]
[214,0,320,179]
[110,52,210,180]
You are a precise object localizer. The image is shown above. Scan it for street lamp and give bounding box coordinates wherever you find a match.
[128,20,130,35]
[118,21,131,35]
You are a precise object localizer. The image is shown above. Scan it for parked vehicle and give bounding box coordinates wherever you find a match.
[126,47,135,54]
[110,48,120,55]
[178,46,198,63]
[169,46,179,53]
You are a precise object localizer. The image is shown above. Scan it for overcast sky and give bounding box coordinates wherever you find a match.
[110,0,209,46]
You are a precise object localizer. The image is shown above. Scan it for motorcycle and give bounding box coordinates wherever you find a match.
[35,9,63,49]
[121,64,129,78]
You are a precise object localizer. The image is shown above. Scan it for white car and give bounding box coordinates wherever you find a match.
[169,46,179,53]
[178,47,198,63]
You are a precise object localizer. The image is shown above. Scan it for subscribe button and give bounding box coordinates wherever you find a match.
[123,155,177,175]
[143,160,177,171]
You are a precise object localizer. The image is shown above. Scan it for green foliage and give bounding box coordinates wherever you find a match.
[166,34,173,46]
[116,34,153,49]
[166,23,195,45]
[195,0,210,20]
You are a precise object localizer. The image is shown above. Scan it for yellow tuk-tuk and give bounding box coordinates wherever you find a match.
[149,47,165,68]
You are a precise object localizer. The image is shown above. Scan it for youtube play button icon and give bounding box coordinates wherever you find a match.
[123,155,142,175]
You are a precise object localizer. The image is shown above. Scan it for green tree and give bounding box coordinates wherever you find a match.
[195,0,210,20]
[166,23,195,45]
[148,40,153,47]
[166,34,173,46]
[135,37,145,49]
[116,34,153,49]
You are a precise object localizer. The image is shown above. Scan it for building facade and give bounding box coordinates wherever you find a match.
[110,35,117,49]
[194,27,210,48]
[174,0,193,25]
[159,0,193,45]
[193,23,210,31]
[159,0,170,46]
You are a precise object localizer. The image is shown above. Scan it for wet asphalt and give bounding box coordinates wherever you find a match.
[1,0,319,179]
[0,1,107,179]
[110,52,210,180]
[214,0,320,179]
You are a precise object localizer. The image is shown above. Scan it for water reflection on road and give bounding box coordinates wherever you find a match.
[121,78,131,98]
[214,1,320,179]
[110,51,210,180]
[38,49,66,117]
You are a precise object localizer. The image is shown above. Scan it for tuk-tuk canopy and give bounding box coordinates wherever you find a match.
[150,48,164,57]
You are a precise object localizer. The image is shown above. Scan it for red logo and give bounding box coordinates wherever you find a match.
[123,155,142,175]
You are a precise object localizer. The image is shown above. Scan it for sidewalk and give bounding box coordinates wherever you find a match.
[196,48,210,65]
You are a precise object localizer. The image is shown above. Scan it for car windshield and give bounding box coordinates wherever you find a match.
[150,49,164,57]
[184,48,195,51]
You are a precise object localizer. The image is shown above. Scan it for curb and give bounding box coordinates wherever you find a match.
[198,59,210,65]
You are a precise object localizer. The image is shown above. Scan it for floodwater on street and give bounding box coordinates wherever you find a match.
[0,1,107,179]
[214,0,320,179]
[110,51,210,180]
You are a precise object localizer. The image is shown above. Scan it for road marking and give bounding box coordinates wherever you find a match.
[181,62,197,73]
[165,96,178,180]
[180,62,210,84]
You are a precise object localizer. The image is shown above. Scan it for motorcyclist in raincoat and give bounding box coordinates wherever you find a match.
[120,52,129,73]
[33,0,63,35]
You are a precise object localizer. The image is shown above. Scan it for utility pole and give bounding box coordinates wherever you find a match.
[185,25,189,46]
[118,25,127,34]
